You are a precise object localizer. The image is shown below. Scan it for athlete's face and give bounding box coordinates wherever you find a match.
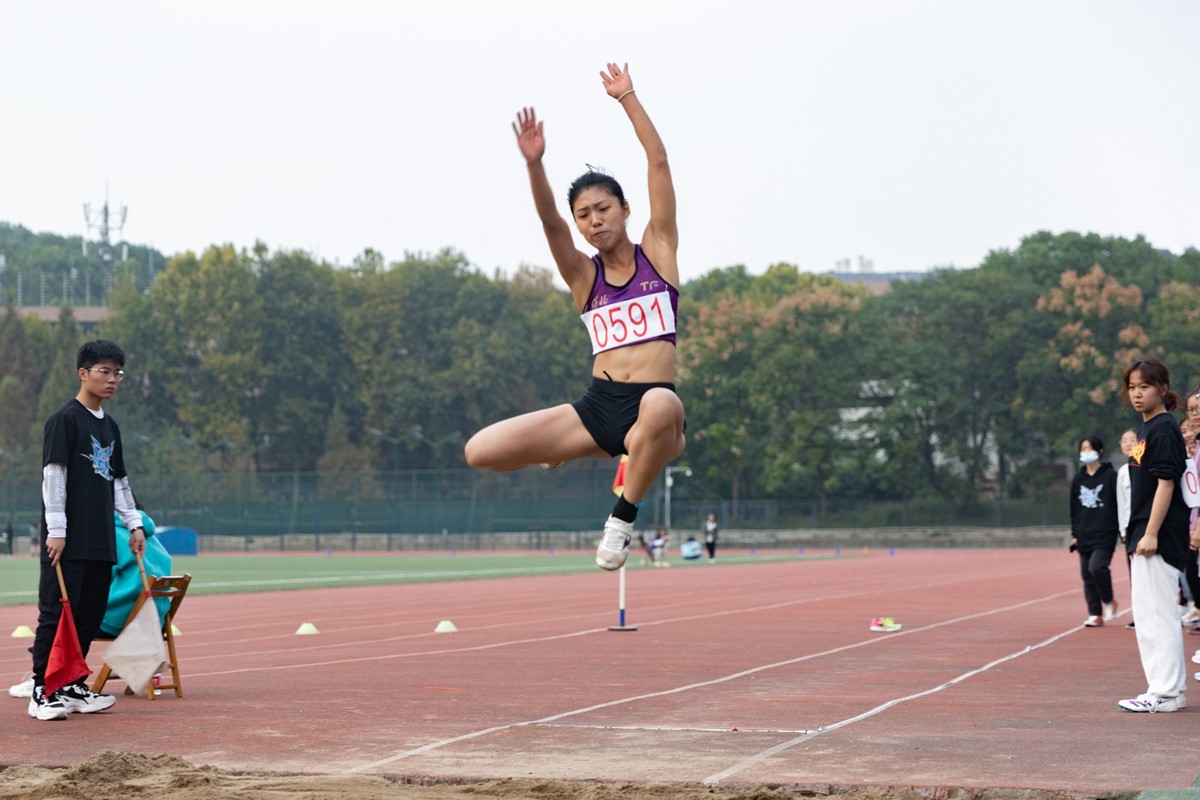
[571,187,629,250]
[1126,370,1165,419]
[1119,430,1137,457]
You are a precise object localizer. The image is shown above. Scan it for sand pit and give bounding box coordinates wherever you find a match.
[0,751,1078,800]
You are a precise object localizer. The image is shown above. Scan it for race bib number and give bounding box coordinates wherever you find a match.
[1183,455,1200,509]
[582,291,676,355]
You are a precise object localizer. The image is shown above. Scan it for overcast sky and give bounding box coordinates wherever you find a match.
[1,1,1196,284]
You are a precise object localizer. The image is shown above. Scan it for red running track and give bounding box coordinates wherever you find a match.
[2,548,1197,794]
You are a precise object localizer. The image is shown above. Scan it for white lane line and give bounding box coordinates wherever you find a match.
[701,622,1083,785]
[182,569,1068,674]
[529,723,814,734]
[342,587,1076,775]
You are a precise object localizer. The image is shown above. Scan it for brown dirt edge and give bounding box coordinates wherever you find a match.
[0,751,1138,800]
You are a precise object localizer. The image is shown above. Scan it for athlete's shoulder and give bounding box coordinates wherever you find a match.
[636,242,680,292]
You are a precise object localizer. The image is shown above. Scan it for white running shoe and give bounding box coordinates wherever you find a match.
[1102,600,1117,622]
[1191,650,1200,665]
[1182,605,1200,625]
[54,682,115,714]
[1083,615,1104,627]
[596,516,633,571]
[1117,693,1186,713]
[8,673,34,699]
[27,686,68,721]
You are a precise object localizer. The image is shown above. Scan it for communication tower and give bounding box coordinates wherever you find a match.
[83,184,128,266]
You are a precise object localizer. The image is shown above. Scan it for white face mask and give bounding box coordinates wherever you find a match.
[1079,450,1100,465]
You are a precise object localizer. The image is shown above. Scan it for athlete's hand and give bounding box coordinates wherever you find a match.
[512,107,545,164]
[129,527,146,557]
[46,537,65,567]
[1135,532,1158,556]
[600,62,633,100]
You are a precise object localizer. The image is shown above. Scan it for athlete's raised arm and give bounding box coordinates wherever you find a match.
[513,106,593,301]
[600,63,679,287]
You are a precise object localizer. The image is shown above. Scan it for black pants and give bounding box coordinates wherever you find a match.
[1079,548,1114,616]
[1185,548,1200,609]
[31,559,112,686]
[705,540,716,559]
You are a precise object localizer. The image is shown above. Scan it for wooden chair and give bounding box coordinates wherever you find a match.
[93,574,191,699]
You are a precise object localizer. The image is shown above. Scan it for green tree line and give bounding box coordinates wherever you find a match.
[2,225,1198,509]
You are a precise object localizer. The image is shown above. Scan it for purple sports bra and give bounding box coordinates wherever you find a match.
[581,245,680,355]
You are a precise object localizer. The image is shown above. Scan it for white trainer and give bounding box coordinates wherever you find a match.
[1117,693,1186,713]
[55,682,115,714]
[1102,600,1117,622]
[596,516,633,571]
[8,673,34,699]
[27,687,68,721]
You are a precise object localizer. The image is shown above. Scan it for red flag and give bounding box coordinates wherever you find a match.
[611,455,629,497]
[44,597,90,697]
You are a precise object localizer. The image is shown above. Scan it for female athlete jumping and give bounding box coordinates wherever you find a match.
[464,63,686,571]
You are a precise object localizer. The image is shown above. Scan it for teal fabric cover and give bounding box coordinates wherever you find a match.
[100,511,173,637]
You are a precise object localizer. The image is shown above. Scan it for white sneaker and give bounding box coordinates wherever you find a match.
[1083,615,1104,627]
[26,686,68,721]
[1182,605,1200,625]
[596,516,633,571]
[54,682,115,714]
[1117,693,1186,713]
[1191,650,1200,665]
[8,673,34,699]
[1102,600,1117,622]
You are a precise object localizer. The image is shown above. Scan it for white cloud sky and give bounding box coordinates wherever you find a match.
[1,0,1196,283]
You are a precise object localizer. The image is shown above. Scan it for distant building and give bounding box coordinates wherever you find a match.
[17,306,110,331]
[826,271,929,296]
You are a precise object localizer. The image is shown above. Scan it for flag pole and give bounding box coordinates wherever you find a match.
[54,561,70,600]
[135,551,152,594]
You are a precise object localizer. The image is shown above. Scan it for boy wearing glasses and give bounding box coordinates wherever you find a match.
[26,340,146,721]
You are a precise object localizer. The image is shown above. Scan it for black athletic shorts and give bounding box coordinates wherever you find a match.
[571,378,677,458]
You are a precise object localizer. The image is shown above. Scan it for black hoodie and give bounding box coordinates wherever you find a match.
[1069,461,1119,551]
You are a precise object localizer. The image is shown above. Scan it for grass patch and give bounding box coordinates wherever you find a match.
[0,550,812,607]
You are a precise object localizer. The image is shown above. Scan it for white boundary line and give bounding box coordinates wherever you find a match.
[181,569,1055,675]
[701,621,1083,785]
[343,586,1078,775]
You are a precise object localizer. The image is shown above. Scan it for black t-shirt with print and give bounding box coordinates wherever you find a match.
[42,399,127,564]
[1126,411,1190,571]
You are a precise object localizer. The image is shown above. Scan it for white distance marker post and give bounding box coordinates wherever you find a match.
[607,564,637,631]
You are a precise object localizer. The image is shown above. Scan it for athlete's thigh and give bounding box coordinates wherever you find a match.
[466,404,605,470]
[624,388,686,455]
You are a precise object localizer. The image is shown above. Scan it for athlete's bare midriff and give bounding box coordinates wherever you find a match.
[591,339,676,383]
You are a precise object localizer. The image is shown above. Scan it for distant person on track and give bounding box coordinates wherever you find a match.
[1115,427,1138,628]
[1180,392,1200,628]
[1116,359,1189,713]
[702,512,719,562]
[464,62,686,572]
[1069,436,1119,627]
[651,526,670,567]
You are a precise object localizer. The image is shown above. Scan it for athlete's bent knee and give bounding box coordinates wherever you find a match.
[463,434,492,469]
